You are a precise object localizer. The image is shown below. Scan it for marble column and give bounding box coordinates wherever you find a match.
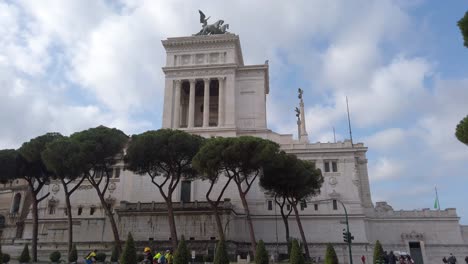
[203,78,210,127]
[218,77,225,127]
[173,80,181,128]
[188,79,195,128]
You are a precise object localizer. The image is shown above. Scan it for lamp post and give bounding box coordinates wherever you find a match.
[309,198,354,264]
[336,200,353,264]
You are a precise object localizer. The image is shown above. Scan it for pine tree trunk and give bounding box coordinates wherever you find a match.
[292,204,310,259]
[281,213,290,251]
[95,187,122,255]
[65,193,73,255]
[32,198,39,262]
[237,189,256,256]
[166,196,178,250]
[213,206,225,241]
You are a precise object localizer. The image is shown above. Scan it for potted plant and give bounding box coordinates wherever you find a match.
[3,253,11,264]
[95,252,107,264]
[49,251,61,264]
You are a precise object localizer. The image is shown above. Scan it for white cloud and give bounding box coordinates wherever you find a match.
[363,128,408,151]
[369,157,405,181]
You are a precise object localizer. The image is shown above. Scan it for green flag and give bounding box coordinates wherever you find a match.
[434,185,440,210]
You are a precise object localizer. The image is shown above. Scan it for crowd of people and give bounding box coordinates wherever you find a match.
[361,251,414,264]
[143,247,173,264]
[83,248,173,264]
[442,253,468,264]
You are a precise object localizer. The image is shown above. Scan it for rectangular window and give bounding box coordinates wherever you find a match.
[180,181,191,203]
[300,200,307,210]
[332,161,338,172]
[90,207,96,215]
[107,168,113,178]
[48,205,56,215]
[267,200,273,211]
[64,209,68,216]
[324,162,330,172]
[114,168,121,178]
[286,204,291,211]
[333,200,338,210]
[314,204,318,211]
[78,207,83,215]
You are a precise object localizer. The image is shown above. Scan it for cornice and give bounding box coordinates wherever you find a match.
[162,34,244,66]
[162,34,240,47]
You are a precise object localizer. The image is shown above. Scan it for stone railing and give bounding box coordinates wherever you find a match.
[370,207,458,219]
[117,200,231,212]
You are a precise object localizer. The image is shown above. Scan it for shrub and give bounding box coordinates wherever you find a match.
[49,251,61,263]
[2,253,10,263]
[69,244,78,262]
[255,240,269,264]
[174,236,191,264]
[289,239,304,264]
[120,232,137,264]
[373,240,384,264]
[203,254,214,262]
[110,245,119,262]
[324,244,338,264]
[19,244,30,263]
[95,252,107,262]
[213,239,229,264]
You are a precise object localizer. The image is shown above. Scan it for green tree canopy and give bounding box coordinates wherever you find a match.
[458,11,468,48]
[120,233,137,264]
[42,137,87,180]
[324,244,338,264]
[19,244,31,263]
[71,125,128,254]
[455,115,468,145]
[0,149,20,184]
[289,239,304,264]
[213,239,229,264]
[42,137,88,256]
[255,240,269,264]
[125,129,204,249]
[217,136,280,255]
[193,137,237,240]
[18,132,63,262]
[373,240,384,264]
[173,236,191,264]
[261,152,323,259]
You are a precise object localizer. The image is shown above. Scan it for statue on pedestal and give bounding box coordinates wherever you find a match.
[195,10,230,35]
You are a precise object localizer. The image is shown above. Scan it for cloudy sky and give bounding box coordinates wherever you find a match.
[1,1,467,223]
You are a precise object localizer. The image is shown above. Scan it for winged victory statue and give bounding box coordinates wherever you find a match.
[195,10,230,35]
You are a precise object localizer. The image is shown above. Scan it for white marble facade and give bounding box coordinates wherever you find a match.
[2,34,467,263]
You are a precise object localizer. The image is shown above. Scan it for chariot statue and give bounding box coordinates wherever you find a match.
[195,10,230,35]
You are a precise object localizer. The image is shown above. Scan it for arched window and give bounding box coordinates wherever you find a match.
[11,193,21,214]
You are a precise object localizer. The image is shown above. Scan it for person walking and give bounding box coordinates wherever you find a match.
[85,249,97,264]
[361,255,366,264]
[143,247,153,264]
[464,256,467,264]
[165,250,173,264]
[448,253,457,264]
[388,251,396,264]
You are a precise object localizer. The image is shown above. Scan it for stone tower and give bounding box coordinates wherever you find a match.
[161,34,269,138]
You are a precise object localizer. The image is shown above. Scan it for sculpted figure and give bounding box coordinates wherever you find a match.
[195,10,230,35]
